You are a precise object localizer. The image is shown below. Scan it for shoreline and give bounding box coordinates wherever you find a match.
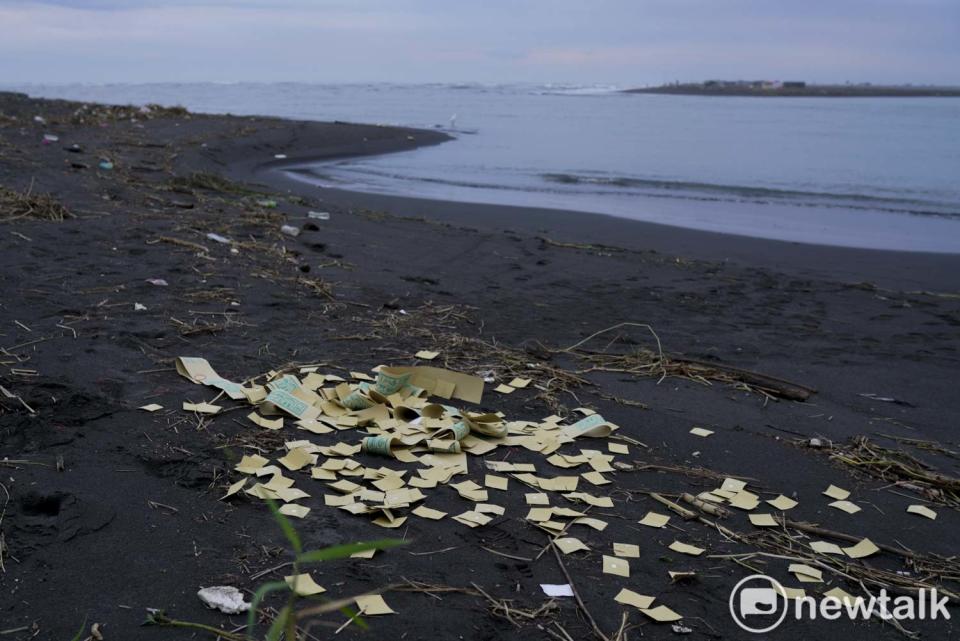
[281,165,960,256]
[2,93,958,640]
[240,164,960,293]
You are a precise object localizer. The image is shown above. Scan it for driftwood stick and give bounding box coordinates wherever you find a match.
[777,518,916,559]
[671,356,816,400]
[650,492,698,520]
[549,539,608,641]
[681,492,730,518]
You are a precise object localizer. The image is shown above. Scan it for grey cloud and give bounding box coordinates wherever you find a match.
[0,0,956,84]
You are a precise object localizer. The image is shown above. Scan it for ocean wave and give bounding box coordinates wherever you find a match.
[294,164,960,221]
[528,84,624,96]
[541,173,960,219]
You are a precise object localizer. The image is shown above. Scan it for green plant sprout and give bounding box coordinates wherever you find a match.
[145,499,403,640]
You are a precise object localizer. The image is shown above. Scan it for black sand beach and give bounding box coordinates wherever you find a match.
[1,92,959,640]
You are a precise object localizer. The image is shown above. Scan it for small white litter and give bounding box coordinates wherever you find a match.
[307,211,330,220]
[540,584,574,597]
[197,586,250,614]
[206,233,230,244]
[280,225,300,237]
[476,369,496,383]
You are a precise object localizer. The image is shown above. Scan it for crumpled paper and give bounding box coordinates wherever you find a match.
[197,586,250,614]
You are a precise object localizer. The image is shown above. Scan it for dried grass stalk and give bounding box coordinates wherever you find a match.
[0,185,70,222]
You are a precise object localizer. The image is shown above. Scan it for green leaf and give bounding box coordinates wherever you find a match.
[297,539,404,564]
[246,580,290,634]
[266,499,302,554]
[69,616,88,641]
[265,605,292,641]
[340,605,369,631]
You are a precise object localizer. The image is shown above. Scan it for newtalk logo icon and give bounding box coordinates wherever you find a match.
[729,575,950,634]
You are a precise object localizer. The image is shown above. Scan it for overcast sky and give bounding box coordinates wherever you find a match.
[1,0,957,86]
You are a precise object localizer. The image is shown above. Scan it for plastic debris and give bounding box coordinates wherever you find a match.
[307,211,330,220]
[146,278,168,287]
[541,584,574,597]
[859,392,912,406]
[42,134,59,143]
[476,369,496,383]
[197,586,250,614]
[98,160,114,170]
[280,225,300,237]
[206,233,230,244]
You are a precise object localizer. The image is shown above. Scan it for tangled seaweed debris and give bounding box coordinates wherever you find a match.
[638,481,960,638]
[752,521,960,599]
[170,315,252,337]
[363,312,815,408]
[555,322,815,401]
[168,172,264,197]
[711,521,957,638]
[811,436,960,508]
[363,305,588,411]
[0,184,71,223]
[68,102,190,125]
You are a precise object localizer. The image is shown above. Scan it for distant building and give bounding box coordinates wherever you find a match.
[699,79,807,91]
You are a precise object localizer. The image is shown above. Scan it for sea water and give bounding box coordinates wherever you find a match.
[8,82,960,252]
